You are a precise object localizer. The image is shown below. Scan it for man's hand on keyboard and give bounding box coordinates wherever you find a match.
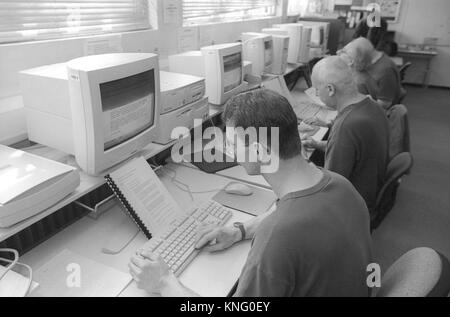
[129,250,174,295]
[304,117,331,128]
[302,135,319,150]
[195,224,242,253]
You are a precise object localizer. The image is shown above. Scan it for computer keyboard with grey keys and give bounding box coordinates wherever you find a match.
[142,200,232,276]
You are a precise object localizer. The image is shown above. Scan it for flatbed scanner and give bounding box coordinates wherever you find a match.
[0,145,80,228]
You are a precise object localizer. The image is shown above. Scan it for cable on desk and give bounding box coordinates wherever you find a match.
[149,158,224,201]
[101,228,141,256]
[0,248,18,281]
[0,249,33,297]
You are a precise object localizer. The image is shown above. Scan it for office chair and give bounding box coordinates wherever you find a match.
[398,62,412,104]
[399,62,412,82]
[387,105,411,161]
[377,248,450,297]
[371,152,414,230]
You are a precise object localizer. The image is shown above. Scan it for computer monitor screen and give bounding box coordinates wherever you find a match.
[100,70,156,151]
[223,52,243,93]
[265,40,274,67]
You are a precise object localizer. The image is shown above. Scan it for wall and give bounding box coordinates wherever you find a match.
[0,1,284,145]
[388,0,450,87]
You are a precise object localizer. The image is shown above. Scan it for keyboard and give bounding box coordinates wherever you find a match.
[296,103,322,121]
[296,102,334,124]
[142,200,232,276]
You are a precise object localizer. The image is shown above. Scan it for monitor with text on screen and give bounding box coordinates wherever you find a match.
[67,53,160,175]
[20,53,160,176]
[169,43,245,106]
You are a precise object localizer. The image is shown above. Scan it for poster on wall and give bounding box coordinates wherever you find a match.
[361,0,402,22]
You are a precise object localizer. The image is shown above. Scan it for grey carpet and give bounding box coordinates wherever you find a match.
[372,85,450,270]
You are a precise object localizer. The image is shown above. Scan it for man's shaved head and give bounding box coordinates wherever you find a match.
[311,56,358,109]
[312,56,356,92]
[341,37,375,71]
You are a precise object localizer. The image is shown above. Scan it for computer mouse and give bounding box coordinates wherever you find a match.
[224,183,253,196]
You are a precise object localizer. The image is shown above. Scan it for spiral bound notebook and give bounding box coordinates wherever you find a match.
[105,157,184,240]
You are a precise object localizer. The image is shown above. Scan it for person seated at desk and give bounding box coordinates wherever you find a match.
[338,42,379,101]
[348,38,402,110]
[129,88,373,297]
[303,56,389,217]
[303,42,380,129]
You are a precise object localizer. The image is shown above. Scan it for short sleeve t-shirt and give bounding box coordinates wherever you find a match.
[325,97,390,213]
[234,170,373,297]
[355,71,379,101]
[367,53,402,107]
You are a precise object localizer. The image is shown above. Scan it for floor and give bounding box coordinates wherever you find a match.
[372,85,450,270]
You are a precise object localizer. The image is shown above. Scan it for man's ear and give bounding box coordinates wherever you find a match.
[252,142,271,164]
[326,84,336,97]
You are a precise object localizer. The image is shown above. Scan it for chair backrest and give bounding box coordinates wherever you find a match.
[399,62,412,82]
[384,152,413,185]
[377,152,413,207]
[377,248,450,297]
[387,104,411,160]
[371,152,413,229]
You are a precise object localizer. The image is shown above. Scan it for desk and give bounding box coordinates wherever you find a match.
[21,163,255,297]
[0,108,224,244]
[1,62,314,244]
[391,56,404,68]
[397,49,438,87]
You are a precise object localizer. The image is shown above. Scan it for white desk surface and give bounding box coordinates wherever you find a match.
[398,49,438,57]
[21,163,256,297]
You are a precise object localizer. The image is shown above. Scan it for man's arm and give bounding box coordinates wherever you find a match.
[130,251,201,297]
[241,207,275,240]
[195,206,276,251]
[160,274,200,297]
[302,137,328,153]
[324,130,356,179]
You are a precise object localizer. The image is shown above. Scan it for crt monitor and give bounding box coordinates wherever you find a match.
[298,25,312,63]
[242,32,274,77]
[67,53,160,175]
[169,43,245,106]
[273,23,303,64]
[298,21,330,54]
[260,30,290,75]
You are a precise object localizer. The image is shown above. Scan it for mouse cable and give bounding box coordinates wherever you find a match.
[101,228,141,256]
[150,161,223,201]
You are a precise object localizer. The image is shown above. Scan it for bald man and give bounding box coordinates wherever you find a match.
[338,39,379,101]
[304,56,389,217]
[345,37,402,110]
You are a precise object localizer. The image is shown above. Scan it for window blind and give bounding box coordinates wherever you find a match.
[183,0,278,25]
[0,0,150,44]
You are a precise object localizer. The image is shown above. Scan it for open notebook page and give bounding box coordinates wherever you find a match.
[109,157,184,237]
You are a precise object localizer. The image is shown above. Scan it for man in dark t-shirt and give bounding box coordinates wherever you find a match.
[326,97,389,214]
[303,56,389,216]
[234,170,372,297]
[129,88,373,297]
[354,70,379,100]
[346,37,402,109]
[367,52,402,107]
